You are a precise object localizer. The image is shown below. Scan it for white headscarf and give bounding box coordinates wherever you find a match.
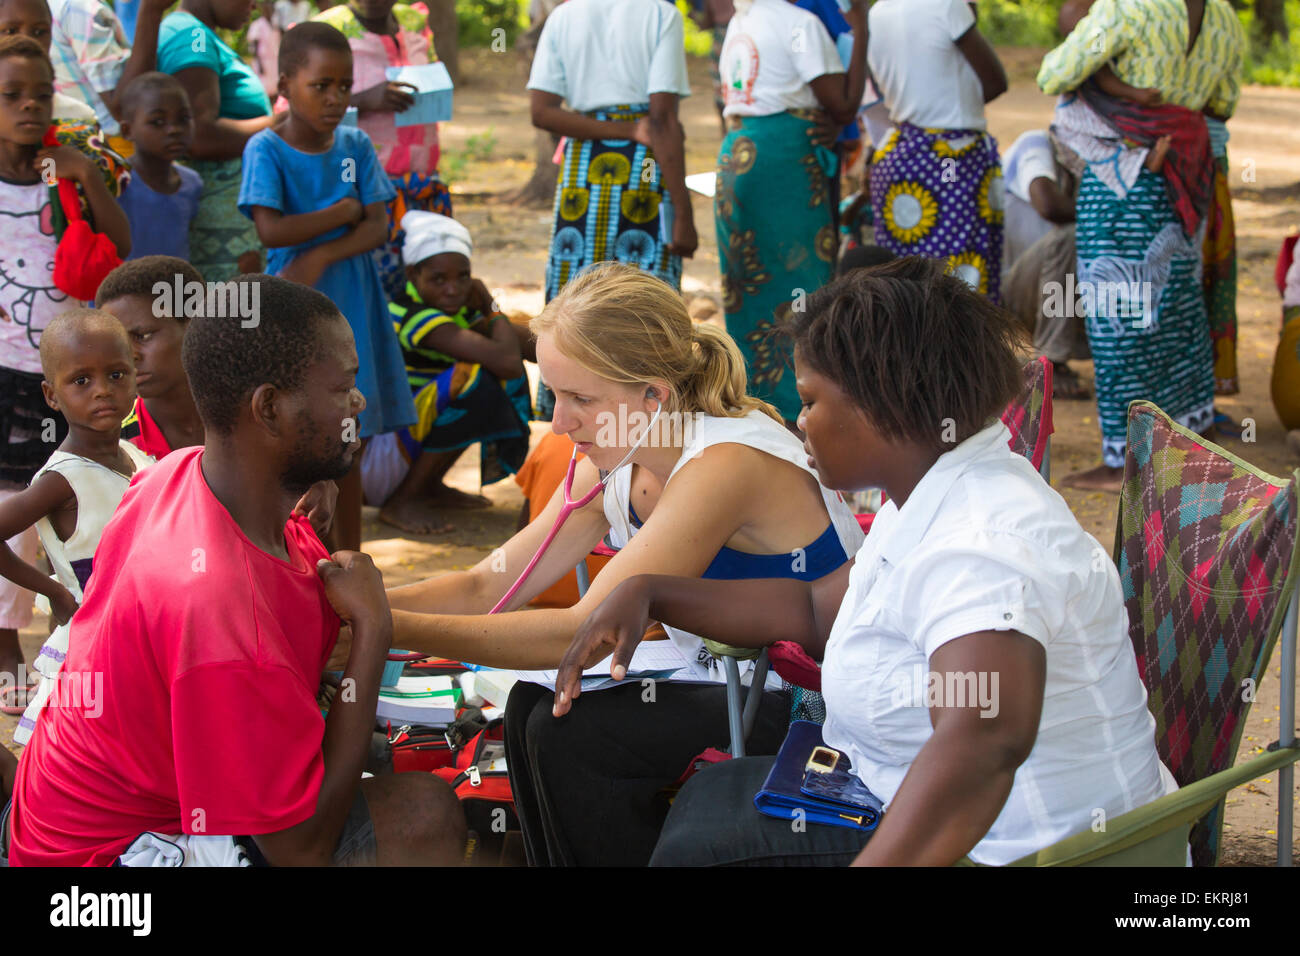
[401,211,473,267]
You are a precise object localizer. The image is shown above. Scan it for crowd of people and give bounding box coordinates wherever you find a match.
[0,0,1292,868]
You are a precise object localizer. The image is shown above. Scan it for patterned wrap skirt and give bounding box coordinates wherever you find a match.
[1202,154,1238,393]
[374,169,454,302]
[544,104,681,303]
[869,122,1005,302]
[1076,167,1214,467]
[187,157,264,282]
[716,110,837,422]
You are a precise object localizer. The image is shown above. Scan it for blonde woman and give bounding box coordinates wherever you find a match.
[387,263,863,866]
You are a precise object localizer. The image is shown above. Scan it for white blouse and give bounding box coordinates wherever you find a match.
[821,420,1176,865]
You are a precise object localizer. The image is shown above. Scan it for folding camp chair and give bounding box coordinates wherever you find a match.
[712,356,1057,754]
[1002,401,1300,866]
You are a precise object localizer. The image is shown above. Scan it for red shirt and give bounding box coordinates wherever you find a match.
[121,396,175,460]
[9,448,340,866]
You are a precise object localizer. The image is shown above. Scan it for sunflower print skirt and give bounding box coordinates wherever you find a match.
[716,110,838,421]
[869,122,1004,302]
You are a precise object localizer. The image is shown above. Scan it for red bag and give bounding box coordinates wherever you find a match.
[43,127,121,301]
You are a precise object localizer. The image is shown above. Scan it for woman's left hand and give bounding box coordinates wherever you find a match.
[294,480,339,539]
[553,577,654,716]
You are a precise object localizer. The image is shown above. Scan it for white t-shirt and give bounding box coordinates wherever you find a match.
[273,0,311,29]
[0,180,75,374]
[526,0,691,113]
[867,0,986,131]
[820,421,1176,866]
[718,0,843,117]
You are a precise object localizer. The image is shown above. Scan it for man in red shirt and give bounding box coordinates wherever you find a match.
[2,274,465,866]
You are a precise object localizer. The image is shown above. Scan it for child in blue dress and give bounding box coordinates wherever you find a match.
[238,21,416,550]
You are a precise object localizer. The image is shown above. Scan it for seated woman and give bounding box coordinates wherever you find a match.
[363,212,531,534]
[385,262,863,866]
[554,256,1175,867]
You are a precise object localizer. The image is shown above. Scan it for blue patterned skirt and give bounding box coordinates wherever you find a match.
[544,104,681,303]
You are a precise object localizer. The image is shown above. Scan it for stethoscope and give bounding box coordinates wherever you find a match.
[489,395,664,614]
[386,395,664,663]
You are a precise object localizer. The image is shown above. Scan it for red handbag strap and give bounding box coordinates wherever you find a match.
[55,177,83,224]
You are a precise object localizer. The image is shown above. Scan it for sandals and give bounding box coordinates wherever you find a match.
[1051,362,1090,401]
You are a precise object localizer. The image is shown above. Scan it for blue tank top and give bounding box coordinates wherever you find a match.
[628,503,848,581]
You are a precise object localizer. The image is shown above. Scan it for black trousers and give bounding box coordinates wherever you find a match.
[650,756,873,867]
[504,679,791,867]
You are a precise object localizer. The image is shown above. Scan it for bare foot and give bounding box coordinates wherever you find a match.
[379,498,455,535]
[430,485,493,510]
[1061,464,1124,493]
[1144,135,1172,173]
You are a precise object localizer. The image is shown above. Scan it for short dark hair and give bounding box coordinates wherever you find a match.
[0,34,51,75]
[118,71,189,120]
[788,256,1025,452]
[278,21,352,78]
[837,244,897,277]
[39,307,131,379]
[95,255,205,318]
[181,274,343,434]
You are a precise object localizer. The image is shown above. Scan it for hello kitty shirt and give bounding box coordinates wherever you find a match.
[0,177,74,374]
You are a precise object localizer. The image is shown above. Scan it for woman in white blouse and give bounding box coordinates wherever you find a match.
[555,255,1174,866]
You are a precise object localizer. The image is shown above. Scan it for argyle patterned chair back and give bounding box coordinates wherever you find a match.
[1001,356,1053,474]
[1114,402,1300,866]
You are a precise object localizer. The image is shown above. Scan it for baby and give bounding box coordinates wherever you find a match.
[0,308,151,744]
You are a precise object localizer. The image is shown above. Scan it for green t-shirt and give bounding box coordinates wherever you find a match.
[157,11,271,120]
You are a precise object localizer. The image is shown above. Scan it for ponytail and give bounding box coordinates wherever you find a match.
[532,262,779,423]
[683,322,782,423]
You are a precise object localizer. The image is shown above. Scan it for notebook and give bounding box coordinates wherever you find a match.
[375,674,462,725]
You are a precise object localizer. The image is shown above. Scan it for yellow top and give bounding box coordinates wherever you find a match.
[1037,0,1245,117]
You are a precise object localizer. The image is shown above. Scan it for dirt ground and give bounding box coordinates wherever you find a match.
[4,46,1299,866]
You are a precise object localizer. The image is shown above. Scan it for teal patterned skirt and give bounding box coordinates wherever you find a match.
[716,111,838,422]
[1076,168,1214,466]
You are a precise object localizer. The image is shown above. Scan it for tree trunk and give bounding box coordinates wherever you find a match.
[1255,0,1289,43]
[505,128,561,206]
[426,0,460,85]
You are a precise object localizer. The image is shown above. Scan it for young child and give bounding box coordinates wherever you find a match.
[363,211,530,535]
[116,73,203,261]
[1052,0,1172,174]
[0,0,93,122]
[0,309,151,744]
[0,35,130,699]
[314,0,451,299]
[247,0,282,98]
[95,255,207,456]
[238,21,416,551]
[93,256,340,539]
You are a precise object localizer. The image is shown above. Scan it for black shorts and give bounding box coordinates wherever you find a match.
[0,787,377,867]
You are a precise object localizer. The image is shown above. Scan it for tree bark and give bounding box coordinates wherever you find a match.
[1254,0,1289,43]
[426,0,460,85]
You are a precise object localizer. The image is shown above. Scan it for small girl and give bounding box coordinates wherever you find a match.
[0,35,130,700]
[239,21,416,551]
[364,211,530,535]
[0,309,151,744]
[313,0,452,300]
